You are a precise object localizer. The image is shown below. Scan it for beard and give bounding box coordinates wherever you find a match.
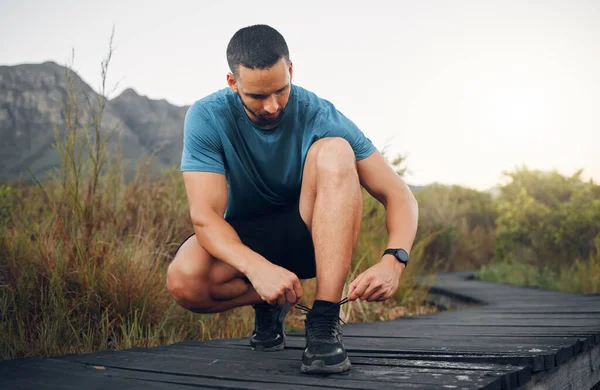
[237,93,286,128]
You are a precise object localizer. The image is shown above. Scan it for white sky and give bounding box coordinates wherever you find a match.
[2,0,599,190]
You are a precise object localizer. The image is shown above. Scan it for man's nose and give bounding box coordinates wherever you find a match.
[264,95,279,114]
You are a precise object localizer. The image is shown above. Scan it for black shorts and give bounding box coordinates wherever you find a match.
[176,202,316,280]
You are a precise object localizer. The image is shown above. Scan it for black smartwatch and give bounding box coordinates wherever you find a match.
[383,248,409,267]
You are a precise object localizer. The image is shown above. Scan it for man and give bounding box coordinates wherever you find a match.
[167,24,418,374]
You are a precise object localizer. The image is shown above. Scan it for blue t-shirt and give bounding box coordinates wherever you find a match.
[181,84,377,221]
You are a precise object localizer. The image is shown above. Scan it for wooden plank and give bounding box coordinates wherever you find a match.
[469,308,600,314]
[58,349,505,390]
[391,319,600,327]
[430,292,599,307]
[102,367,343,389]
[180,339,549,373]
[130,344,531,389]
[338,329,599,347]
[290,334,585,349]
[335,324,598,346]
[333,322,600,337]
[430,313,600,321]
[131,344,525,386]
[335,323,600,340]
[213,335,571,369]
[0,357,193,389]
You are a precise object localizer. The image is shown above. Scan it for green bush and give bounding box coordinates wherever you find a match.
[477,166,600,293]
[494,166,600,271]
[414,184,497,272]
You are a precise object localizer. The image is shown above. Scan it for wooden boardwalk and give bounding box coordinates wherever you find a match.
[2,271,600,389]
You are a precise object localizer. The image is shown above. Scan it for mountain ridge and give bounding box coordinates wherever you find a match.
[0,61,188,182]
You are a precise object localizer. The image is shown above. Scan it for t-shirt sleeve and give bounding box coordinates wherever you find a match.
[180,102,226,174]
[318,105,377,161]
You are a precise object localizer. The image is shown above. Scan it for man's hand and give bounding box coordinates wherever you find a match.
[347,257,404,302]
[246,261,304,306]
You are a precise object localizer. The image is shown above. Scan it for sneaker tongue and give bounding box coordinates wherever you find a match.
[307,312,340,340]
[309,299,341,318]
[307,309,338,321]
[254,303,282,330]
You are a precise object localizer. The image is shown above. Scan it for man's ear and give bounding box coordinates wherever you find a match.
[288,61,293,82]
[226,72,238,93]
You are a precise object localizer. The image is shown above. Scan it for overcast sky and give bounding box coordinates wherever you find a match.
[2,0,599,190]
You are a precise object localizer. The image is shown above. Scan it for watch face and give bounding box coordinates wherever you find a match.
[395,249,409,262]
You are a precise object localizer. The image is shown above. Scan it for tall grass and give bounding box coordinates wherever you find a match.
[478,235,600,294]
[0,44,437,360]
[0,38,204,359]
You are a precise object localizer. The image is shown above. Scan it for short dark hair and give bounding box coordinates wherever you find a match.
[226,24,290,78]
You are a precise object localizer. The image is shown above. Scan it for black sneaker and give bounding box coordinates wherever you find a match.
[297,300,351,374]
[249,301,291,351]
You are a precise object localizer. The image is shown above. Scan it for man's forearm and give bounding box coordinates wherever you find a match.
[382,193,419,258]
[192,213,268,276]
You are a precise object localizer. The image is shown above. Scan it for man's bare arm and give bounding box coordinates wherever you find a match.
[346,150,419,302]
[356,150,419,266]
[182,171,303,305]
[182,171,270,275]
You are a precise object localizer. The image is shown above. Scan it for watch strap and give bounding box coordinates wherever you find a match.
[383,248,409,266]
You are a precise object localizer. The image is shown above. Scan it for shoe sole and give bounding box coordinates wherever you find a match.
[250,333,286,352]
[300,357,351,374]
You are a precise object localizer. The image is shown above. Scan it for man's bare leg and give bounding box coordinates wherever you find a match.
[297,137,361,374]
[299,137,363,304]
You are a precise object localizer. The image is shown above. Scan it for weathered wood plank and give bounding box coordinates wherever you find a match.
[101,367,348,389]
[0,357,193,389]
[206,335,571,370]
[336,330,598,349]
[129,344,531,389]
[181,338,550,372]
[391,319,600,327]
[58,349,505,390]
[335,323,600,342]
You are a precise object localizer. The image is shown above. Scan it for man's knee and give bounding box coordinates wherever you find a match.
[166,261,213,313]
[314,137,357,177]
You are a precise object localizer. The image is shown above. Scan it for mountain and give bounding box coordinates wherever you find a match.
[0,61,189,183]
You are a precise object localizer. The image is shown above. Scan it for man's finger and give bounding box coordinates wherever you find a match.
[377,293,389,302]
[285,288,297,306]
[292,277,303,302]
[348,274,364,296]
[277,294,286,306]
[347,283,359,301]
[349,278,370,301]
[362,282,382,302]
[366,287,385,302]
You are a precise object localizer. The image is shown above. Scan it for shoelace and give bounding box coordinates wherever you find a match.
[294,297,349,326]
